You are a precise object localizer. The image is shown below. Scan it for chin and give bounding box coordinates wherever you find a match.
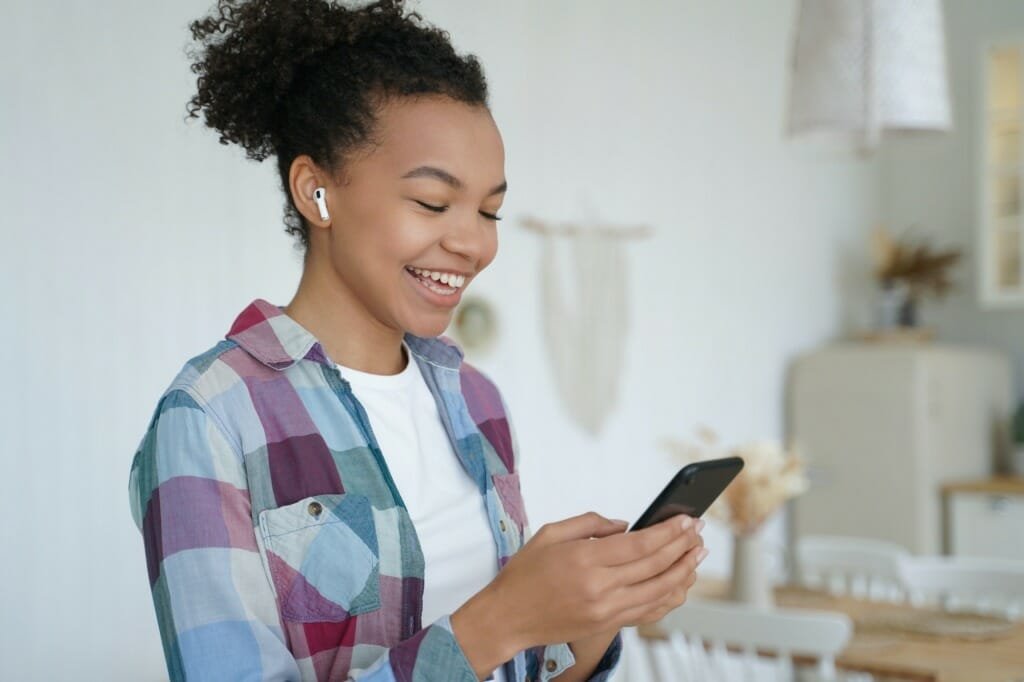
[403,313,454,339]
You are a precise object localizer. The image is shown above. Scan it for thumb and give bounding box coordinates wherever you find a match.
[588,518,631,539]
[539,512,630,544]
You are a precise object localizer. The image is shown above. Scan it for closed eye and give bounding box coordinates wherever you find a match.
[415,200,502,222]
[415,200,447,213]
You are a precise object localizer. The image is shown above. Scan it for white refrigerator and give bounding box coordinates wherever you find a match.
[787,343,1014,554]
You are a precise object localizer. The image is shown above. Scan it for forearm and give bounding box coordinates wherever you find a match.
[555,629,620,682]
[450,585,523,680]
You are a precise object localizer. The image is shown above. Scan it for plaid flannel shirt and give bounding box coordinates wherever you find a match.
[129,298,623,681]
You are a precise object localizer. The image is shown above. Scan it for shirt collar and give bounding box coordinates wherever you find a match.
[225,298,464,372]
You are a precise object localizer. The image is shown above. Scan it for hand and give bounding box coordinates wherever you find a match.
[483,511,706,653]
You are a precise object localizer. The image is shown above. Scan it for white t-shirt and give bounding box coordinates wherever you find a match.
[334,343,507,682]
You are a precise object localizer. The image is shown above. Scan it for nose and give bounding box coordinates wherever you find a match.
[439,210,494,266]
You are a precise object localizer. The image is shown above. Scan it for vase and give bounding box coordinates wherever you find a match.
[877,280,916,329]
[898,295,919,327]
[730,528,774,608]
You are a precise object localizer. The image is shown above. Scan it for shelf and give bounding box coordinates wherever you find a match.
[942,476,1024,496]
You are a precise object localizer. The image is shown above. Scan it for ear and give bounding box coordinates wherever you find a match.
[289,155,333,228]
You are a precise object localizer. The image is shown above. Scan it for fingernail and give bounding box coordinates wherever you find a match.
[680,516,693,531]
[697,548,709,563]
[696,519,706,532]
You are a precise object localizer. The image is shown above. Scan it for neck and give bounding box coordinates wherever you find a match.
[283,254,406,376]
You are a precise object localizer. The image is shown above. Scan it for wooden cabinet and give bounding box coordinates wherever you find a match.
[943,478,1024,559]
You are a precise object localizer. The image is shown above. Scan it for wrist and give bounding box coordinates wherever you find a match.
[570,627,619,654]
[450,583,525,677]
[561,629,620,682]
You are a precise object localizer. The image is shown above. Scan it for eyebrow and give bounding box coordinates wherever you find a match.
[401,165,507,197]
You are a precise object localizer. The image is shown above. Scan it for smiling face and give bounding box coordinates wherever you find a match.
[295,94,506,340]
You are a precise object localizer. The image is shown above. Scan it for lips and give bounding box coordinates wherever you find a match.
[404,267,465,308]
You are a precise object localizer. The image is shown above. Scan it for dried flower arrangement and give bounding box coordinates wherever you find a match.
[870,225,962,300]
[661,428,809,536]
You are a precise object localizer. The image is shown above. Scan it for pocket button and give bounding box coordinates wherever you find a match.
[499,519,507,532]
[308,501,323,518]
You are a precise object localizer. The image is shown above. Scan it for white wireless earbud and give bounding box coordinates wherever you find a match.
[313,187,330,221]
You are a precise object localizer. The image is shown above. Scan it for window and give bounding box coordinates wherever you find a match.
[980,41,1024,305]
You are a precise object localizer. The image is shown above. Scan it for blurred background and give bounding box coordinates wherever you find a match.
[3,1,1024,680]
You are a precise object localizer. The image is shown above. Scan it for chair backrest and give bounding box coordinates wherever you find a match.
[619,627,659,682]
[898,555,1024,619]
[797,534,911,601]
[637,599,855,682]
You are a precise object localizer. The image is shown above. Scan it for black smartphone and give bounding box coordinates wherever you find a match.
[628,456,744,532]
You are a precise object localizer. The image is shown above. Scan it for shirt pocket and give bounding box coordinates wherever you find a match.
[491,471,528,552]
[257,493,382,623]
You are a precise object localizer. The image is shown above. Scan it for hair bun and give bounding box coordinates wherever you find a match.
[184,0,488,251]
[185,0,403,161]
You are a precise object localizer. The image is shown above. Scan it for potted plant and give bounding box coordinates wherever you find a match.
[870,226,962,330]
[662,428,808,608]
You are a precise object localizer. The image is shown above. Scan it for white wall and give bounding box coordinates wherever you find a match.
[0,1,878,679]
[880,0,1024,396]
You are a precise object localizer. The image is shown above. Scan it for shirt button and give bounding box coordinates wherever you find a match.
[545,659,557,672]
[499,519,507,532]
[308,501,323,518]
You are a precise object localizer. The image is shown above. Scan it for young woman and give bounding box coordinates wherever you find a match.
[128,1,707,680]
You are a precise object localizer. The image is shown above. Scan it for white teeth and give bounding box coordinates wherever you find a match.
[420,278,456,295]
[407,267,467,290]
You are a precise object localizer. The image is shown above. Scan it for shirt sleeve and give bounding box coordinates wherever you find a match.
[497,390,624,682]
[129,387,489,682]
[129,387,302,681]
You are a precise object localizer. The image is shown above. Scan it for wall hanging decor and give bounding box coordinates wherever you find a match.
[449,295,498,357]
[520,216,651,436]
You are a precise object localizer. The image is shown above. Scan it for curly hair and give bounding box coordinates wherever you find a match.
[185,0,490,251]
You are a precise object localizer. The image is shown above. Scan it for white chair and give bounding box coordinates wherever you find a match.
[617,627,658,682]
[797,535,910,602]
[620,600,871,682]
[898,555,1024,619]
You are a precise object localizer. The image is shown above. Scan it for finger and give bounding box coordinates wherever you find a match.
[611,575,691,628]
[649,568,699,615]
[620,532,703,587]
[589,514,691,566]
[620,544,707,611]
[596,545,708,628]
[591,514,704,566]
[652,566,699,617]
[606,529,702,588]
[611,564,700,627]
[532,511,630,545]
[586,518,630,540]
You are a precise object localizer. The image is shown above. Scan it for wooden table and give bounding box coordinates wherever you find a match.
[641,579,1024,682]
